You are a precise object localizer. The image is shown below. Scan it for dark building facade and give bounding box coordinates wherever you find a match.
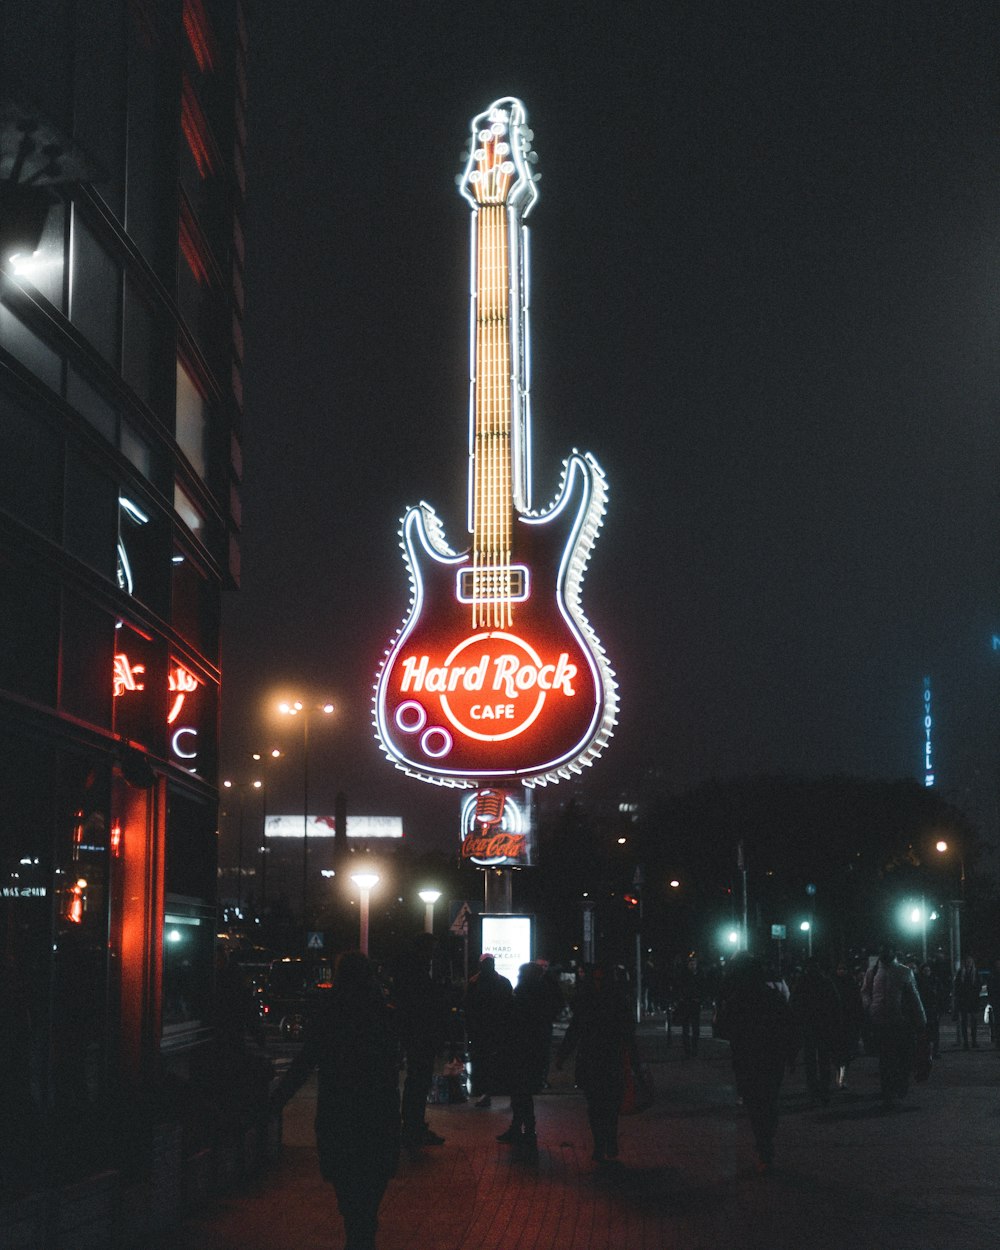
[1,0,247,1211]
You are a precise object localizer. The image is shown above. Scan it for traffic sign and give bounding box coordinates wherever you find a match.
[450,901,473,936]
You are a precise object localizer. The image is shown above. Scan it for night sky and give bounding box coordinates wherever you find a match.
[221,3,1000,849]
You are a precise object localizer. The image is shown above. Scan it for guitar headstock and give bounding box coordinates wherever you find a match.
[458,97,538,215]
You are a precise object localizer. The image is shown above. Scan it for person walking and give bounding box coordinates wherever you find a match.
[954,953,980,1049]
[831,960,865,1088]
[390,932,449,1148]
[496,962,554,1160]
[916,962,941,1060]
[464,953,512,1108]
[861,941,926,1108]
[789,958,842,1105]
[674,954,705,1057]
[713,953,797,1174]
[555,962,636,1166]
[269,951,400,1250]
[986,958,1000,1048]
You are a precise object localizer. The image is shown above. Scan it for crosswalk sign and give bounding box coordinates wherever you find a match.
[307,931,324,950]
[449,902,473,937]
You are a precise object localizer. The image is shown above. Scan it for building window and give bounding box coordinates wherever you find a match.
[7,201,67,310]
[0,555,59,704]
[64,447,118,580]
[60,592,114,729]
[122,280,157,411]
[0,391,62,538]
[175,359,207,479]
[121,421,153,480]
[0,299,62,391]
[171,550,218,662]
[67,369,118,442]
[69,213,120,367]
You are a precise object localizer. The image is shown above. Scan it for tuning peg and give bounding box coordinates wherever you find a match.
[527,151,539,164]
[522,128,534,141]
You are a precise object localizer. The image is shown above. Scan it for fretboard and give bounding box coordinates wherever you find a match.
[471,202,515,628]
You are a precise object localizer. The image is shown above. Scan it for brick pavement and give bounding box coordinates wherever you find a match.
[160,1023,1000,1250]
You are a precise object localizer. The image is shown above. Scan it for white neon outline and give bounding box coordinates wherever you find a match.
[421,726,453,758]
[395,701,427,734]
[171,726,198,760]
[456,564,530,604]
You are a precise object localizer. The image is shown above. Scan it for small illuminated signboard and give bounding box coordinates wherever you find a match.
[480,914,533,987]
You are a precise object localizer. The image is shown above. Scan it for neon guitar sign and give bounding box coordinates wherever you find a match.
[374,98,617,788]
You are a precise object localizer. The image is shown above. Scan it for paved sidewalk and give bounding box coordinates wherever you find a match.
[161,1023,1000,1250]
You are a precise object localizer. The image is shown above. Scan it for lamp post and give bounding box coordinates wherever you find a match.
[352,872,380,955]
[221,776,263,919]
[800,920,812,958]
[418,889,441,935]
[278,699,334,930]
[935,839,964,973]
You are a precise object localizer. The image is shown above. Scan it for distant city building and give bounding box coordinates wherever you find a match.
[1,0,247,1159]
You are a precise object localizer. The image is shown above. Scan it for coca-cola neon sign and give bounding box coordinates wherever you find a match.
[459,788,534,866]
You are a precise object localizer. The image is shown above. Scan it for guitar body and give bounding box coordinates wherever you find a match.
[374,453,616,787]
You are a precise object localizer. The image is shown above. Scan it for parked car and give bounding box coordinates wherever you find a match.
[258,956,333,1039]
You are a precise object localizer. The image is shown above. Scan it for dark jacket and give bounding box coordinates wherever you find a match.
[557,975,635,1096]
[954,964,981,1014]
[272,973,400,1184]
[789,964,842,1046]
[715,971,797,1084]
[465,965,513,1043]
[504,965,555,1096]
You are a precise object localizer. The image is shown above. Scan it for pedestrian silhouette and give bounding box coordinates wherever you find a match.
[270,951,400,1250]
[713,953,797,1174]
[954,953,980,1049]
[390,932,449,1148]
[789,958,842,1104]
[496,962,552,1160]
[861,941,926,1108]
[465,953,512,1108]
[556,962,636,1166]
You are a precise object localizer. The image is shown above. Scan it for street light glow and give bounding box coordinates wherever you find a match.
[800,921,811,932]
[935,840,948,853]
[352,872,380,892]
[418,889,441,904]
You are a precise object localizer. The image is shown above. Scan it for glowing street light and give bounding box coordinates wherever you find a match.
[800,919,812,957]
[418,889,441,935]
[352,872,380,955]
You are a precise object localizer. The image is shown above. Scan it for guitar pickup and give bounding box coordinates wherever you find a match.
[457,565,529,603]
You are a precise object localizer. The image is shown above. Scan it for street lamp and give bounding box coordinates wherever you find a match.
[221,776,263,919]
[800,920,812,958]
[935,839,965,972]
[278,699,334,930]
[418,889,441,935]
[352,872,380,955]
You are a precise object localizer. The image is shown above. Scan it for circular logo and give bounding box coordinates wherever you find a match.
[439,631,549,742]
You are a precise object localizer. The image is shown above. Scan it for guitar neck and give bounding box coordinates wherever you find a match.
[472,203,514,569]
[462,100,535,629]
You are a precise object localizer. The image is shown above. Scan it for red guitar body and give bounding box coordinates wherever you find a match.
[374,453,613,787]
